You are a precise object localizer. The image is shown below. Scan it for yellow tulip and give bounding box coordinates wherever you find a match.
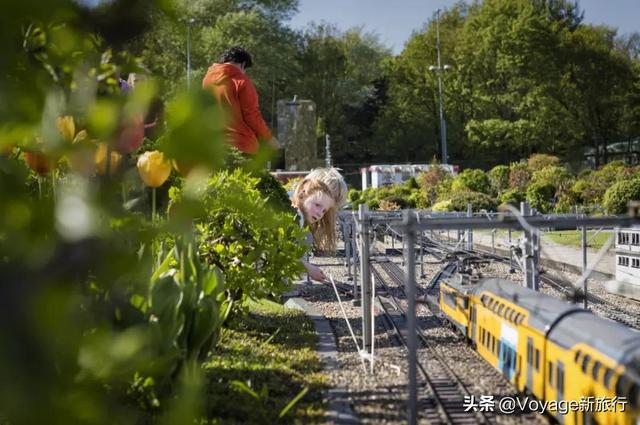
[57,116,88,144]
[137,150,171,188]
[57,116,75,143]
[95,143,122,175]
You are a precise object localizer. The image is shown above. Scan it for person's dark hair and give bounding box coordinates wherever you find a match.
[220,46,253,69]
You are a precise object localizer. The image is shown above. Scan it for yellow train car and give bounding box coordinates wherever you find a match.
[439,277,640,425]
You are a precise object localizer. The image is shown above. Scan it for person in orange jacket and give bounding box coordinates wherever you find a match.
[202,46,280,154]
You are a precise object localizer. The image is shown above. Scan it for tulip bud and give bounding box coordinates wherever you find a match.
[95,143,122,175]
[137,150,171,188]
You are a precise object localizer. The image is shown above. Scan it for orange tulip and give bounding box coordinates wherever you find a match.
[24,151,54,175]
[95,143,122,175]
[137,150,171,188]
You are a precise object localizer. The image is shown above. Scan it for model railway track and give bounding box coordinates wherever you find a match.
[422,233,640,331]
[371,261,496,425]
[540,274,640,329]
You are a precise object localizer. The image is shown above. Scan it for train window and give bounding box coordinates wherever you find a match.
[503,307,510,319]
[603,368,614,388]
[518,355,522,372]
[574,350,581,364]
[629,384,639,409]
[548,361,554,386]
[527,339,533,365]
[497,304,505,315]
[581,354,591,374]
[591,361,601,380]
[535,349,540,371]
[615,376,629,397]
[557,366,565,394]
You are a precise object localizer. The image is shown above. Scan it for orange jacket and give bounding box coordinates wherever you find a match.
[202,63,272,154]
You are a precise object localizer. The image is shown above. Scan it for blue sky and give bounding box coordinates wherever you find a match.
[288,0,640,54]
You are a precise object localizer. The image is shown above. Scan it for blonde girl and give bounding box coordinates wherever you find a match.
[291,168,347,281]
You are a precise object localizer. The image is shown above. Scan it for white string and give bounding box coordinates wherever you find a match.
[327,273,368,374]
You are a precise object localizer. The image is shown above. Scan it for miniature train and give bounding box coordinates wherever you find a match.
[439,275,640,424]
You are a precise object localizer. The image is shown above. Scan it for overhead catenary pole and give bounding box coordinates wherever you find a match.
[429,9,450,164]
[325,134,332,168]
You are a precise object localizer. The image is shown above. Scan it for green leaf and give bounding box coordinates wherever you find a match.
[278,386,309,418]
[230,380,260,400]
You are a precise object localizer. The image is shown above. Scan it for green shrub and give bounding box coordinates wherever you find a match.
[509,162,531,191]
[603,179,640,214]
[283,176,303,193]
[366,198,380,209]
[418,166,453,205]
[498,189,526,207]
[255,170,296,214]
[527,154,560,172]
[448,191,497,212]
[554,192,576,213]
[172,170,307,302]
[348,188,361,202]
[431,199,452,212]
[408,190,429,209]
[382,195,411,209]
[405,177,419,190]
[526,182,556,213]
[451,169,491,194]
[531,165,573,193]
[488,165,510,194]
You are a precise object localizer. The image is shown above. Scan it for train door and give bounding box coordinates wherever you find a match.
[557,361,565,425]
[470,305,476,342]
[527,337,533,390]
[499,341,516,381]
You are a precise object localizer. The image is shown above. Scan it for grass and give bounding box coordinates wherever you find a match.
[476,229,613,249]
[542,230,613,249]
[201,298,327,424]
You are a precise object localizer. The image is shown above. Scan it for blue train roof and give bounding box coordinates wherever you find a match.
[474,278,584,333]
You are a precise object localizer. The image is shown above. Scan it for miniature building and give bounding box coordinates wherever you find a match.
[360,164,456,190]
[606,228,640,300]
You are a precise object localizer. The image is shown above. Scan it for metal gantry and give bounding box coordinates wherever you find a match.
[340,203,640,425]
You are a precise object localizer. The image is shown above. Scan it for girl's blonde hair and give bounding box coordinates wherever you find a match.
[305,167,348,208]
[292,178,338,253]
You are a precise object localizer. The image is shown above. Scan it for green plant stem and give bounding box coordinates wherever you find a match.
[152,187,156,222]
[50,170,56,201]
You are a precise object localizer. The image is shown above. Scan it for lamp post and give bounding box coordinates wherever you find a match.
[429,9,451,164]
[186,17,195,88]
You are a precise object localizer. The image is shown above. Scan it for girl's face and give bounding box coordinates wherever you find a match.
[302,191,335,224]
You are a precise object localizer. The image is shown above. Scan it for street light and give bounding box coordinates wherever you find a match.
[429,9,451,164]
[186,17,196,88]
